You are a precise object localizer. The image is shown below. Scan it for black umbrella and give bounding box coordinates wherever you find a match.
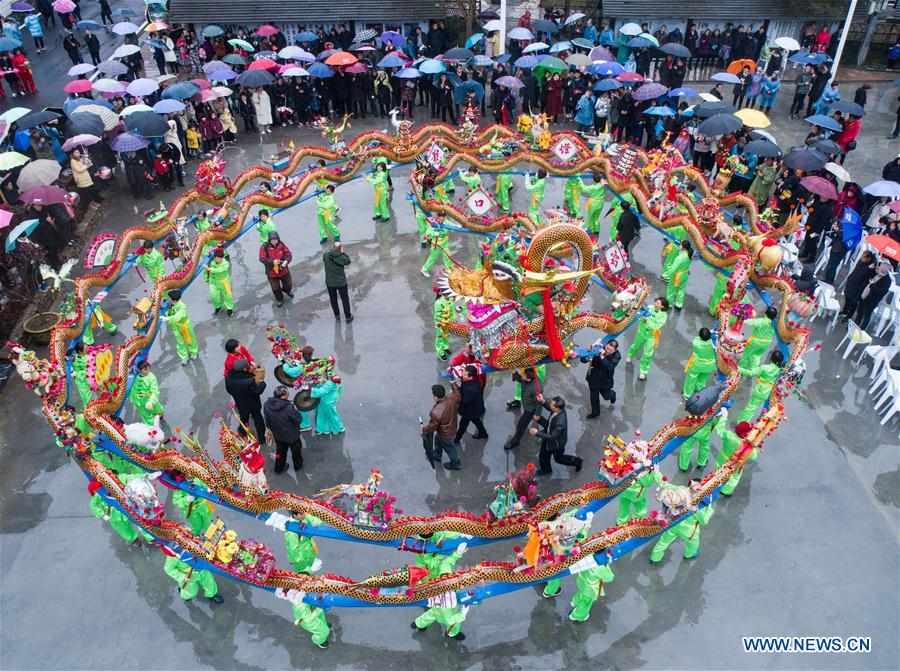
[812,138,844,155]
[694,100,735,118]
[16,110,63,130]
[419,418,436,469]
[830,99,865,117]
[443,47,475,61]
[744,139,783,157]
[65,112,104,137]
[698,113,742,136]
[236,69,275,88]
[783,147,827,171]
[532,19,559,34]
[124,111,170,138]
[661,43,692,58]
[432,72,462,87]
[478,10,500,20]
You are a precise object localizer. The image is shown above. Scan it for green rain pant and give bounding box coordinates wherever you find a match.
[708,275,728,316]
[172,323,199,362]
[81,320,116,346]
[738,382,772,424]
[609,209,622,242]
[683,361,716,398]
[738,339,771,370]
[678,431,711,472]
[209,279,234,311]
[497,186,511,210]
[569,576,602,622]
[292,603,330,645]
[564,190,582,218]
[179,569,218,600]
[435,330,449,357]
[543,578,562,597]
[134,399,164,425]
[422,247,451,273]
[585,199,604,234]
[318,210,340,240]
[627,329,657,377]
[373,186,390,219]
[650,524,701,562]
[300,411,312,430]
[74,375,92,407]
[415,606,465,638]
[616,491,648,525]
[666,273,689,309]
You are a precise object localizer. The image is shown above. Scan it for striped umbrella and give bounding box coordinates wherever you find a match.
[98,59,128,76]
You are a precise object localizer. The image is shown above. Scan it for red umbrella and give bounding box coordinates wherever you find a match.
[255,25,280,37]
[190,78,212,90]
[887,200,900,214]
[342,62,368,74]
[19,185,68,205]
[800,175,839,201]
[324,51,357,66]
[64,79,93,93]
[248,58,278,71]
[864,235,900,262]
[616,71,644,83]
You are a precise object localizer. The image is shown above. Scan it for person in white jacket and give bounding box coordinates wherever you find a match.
[252,88,273,134]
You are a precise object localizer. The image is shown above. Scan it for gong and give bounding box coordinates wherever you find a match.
[293,389,319,412]
[274,364,299,386]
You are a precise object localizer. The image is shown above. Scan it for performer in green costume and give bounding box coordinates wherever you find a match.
[316,184,341,244]
[542,510,594,598]
[524,169,547,224]
[69,342,92,407]
[649,504,714,562]
[739,306,778,369]
[433,292,454,360]
[495,173,513,211]
[171,480,215,535]
[660,226,687,281]
[616,469,663,525]
[129,360,164,424]
[737,350,784,423]
[310,378,345,434]
[563,176,582,217]
[163,555,223,602]
[290,600,331,648]
[256,209,277,244]
[569,561,615,622]
[89,484,152,547]
[626,297,670,380]
[81,302,117,346]
[204,248,234,316]
[581,174,607,234]
[366,163,391,221]
[682,327,716,398]
[713,412,757,495]
[285,515,323,574]
[459,166,482,193]
[421,220,451,276]
[708,272,729,316]
[135,240,165,282]
[162,290,198,364]
[665,241,693,310]
[411,541,470,640]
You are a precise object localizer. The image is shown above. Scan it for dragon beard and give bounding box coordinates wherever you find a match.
[468,304,527,353]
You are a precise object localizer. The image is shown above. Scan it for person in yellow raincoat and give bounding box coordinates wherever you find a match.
[162,289,198,365]
[204,248,234,317]
[316,184,341,244]
[366,163,391,221]
[665,240,693,310]
[524,169,547,224]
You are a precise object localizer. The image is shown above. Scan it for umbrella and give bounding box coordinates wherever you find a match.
[222,54,248,66]
[534,55,566,71]
[864,234,900,262]
[61,134,101,151]
[324,51,356,66]
[669,87,698,97]
[124,111,169,137]
[465,33,484,49]
[711,71,741,84]
[161,81,201,100]
[565,12,586,25]
[52,0,75,12]
[378,53,406,68]
[342,62,368,74]
[228,38,255,52]
[633,82,668,100]
[143,37,166,50]
[890,201,900,214]
[789,52,829,65]
[735,108,771,128]
[63,79,93,93]
[235,69,275,87]
[863,181,900,198]
[812,138,844,155]
[98,59,128,76]
[495,53,511,64]
[113,7,134,15]
[289,48,316,63]
[469,55,494,67]
[201,25,224,38]
[565,54,591,67]
[482,20,502,32]
[307,62,333,78]
[17,160,60,190]
[0,152,30,171]
[588,61,624,76]
[295,31,318,43]
[63,98,111,116]
[67,63,96,76]
[726,58,756,75]
[507,27,534,41]
[395,67,421,79]
[65,113,103,137]
[19,185,67,205]
[380,30,404,47]
[72,105,118,131]
[571,37,594,49]
[800,175,839,201]
[191,89,219,103]
[255,24,280,37]
[11,2,35,10]
[208,67,237,81]
[805,114,842,132]
[354,28,377,42]
[627,37,655,49]
[589,46,616,62]
[645,106,675,116]
[5,219,39,252]
[126,78,159,97]
[495,75,524,89]
[112,22,140,35]
[144,21,170,32]
[108,131,150,153]
[514,55,539,69]
[281,67,309,77]
[695,100,735,118]
[824,162,851,183]
[523,41,550,53]
[419,58,446,74]
[774,36,801,51]
[454,80,484,105]
[0,209,10,231]
[15,110,62,130]
[698,113,743,136]
[120,104,153,116]
[92,78,126,94]
[443,47,475,61]
[619,23,642,36]
[750,129,786,145]
[278,46,304,60]
[830,100,865,117]
[616,72,644,83]
[532,19,558,34]
[111,44,141,58]
[420,426,436,470]
[212,86,233,97]
[549,41,572,53]
[661,43,691,58]
[152,99,186,114]
[744,139,783,157]
[76,19,103,30]
[248,58,278,71]
[592,79,622,92]
[783,147,827,171]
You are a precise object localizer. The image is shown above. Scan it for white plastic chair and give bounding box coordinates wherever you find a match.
[871,367,900,399]
[814,282,841,325]
[864,345,899,379]
[814,239,831,274]
[836,319,873,359]
[878,390,900,425]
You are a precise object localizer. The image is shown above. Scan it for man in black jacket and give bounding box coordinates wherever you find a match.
[530,395,582,475]
[263,386,304,472]
[454,365,488,443]
[83,28,101,65]
[225,359,266,441]
[581,339,621,418]
[323,241,353,322]
[617,202,640,255]
[504,367,538,451]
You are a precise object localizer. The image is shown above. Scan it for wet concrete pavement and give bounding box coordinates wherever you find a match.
[2,65,900,671]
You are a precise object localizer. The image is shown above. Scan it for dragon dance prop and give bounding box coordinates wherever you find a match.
[11,121,812,618]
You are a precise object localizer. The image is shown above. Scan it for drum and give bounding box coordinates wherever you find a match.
[293,389,319,412]
[274,364,299,386]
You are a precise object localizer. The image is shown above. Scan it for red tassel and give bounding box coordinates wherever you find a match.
[541,289,565,361]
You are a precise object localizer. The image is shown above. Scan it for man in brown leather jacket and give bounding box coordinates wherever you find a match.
[422,383,462,470]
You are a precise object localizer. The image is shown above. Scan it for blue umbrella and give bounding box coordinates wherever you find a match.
[161,82,201,101]
[587,62,623,76]
[208,67,237,81]
[114,7,135,15]
[789,52,830,65]
[465,33,484,48]
[76,20,102,30]
[108,131,149,152]
[201,25,224,38]
[669,87,698,97]
[804,114,842,132]
[5,219,39,252]
[307,62,333,78]
[0,37,22,51]
[454,80,484,105]
[418,58,446,74]
[295,31,318,43]
[549,41,571,53]
[626,37,654,48]
[152,99,186,114]
[495,53,511,64]
[143,38,166,50]
[514,55,539,69]
[64,97,112,116]
[395,68,421,79]
[378,53,406,68]
[711,71,742,84]
[645,106,675,116]
[432,72,461,87]
[256,50,278,60]
[380,31,404,48]
[469,55,494,67]
[222,54,247,66]
[592,79,622,92]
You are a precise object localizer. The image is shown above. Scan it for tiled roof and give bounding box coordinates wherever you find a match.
[169,0,443,24]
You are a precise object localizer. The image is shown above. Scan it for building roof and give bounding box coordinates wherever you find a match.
[168,0,443,24]
[543,0,853,21]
